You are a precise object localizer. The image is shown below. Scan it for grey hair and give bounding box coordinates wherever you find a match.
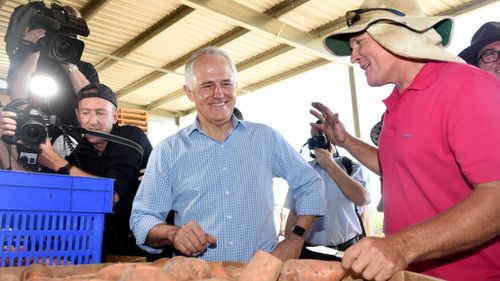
[184,46,238,90]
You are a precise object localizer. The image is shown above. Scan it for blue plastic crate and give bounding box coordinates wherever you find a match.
[0,170,114,267]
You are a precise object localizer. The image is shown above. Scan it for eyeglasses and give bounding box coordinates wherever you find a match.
[477,50,499,64]
[346,8,406,27]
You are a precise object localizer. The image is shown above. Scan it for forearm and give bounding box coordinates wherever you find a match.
[396,182,500,264]
[323,162,369,206]
[287,215,317,238]
[8,53,40,100]
[145,223,179,248]
[343,135,380,175]
[66,68,90,94]
[0,143,25,170]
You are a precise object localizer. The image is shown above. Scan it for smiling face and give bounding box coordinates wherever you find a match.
[477,40,500,79]
[349,32,402,87]
[76,97,117,146]
[348,31,425,91]
[184,53,237,130]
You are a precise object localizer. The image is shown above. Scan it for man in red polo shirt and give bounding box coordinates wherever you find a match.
[310,0,500,280]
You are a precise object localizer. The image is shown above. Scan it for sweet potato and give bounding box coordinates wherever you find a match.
[161,256,211,281]
[227,267,243,280]
[21,264,53,281]
[197,279,235,281]
[95,263,136,281]
[208,262,232,280]
[277,259,345,281]
[237,250,282,281]
[151,258,170,268]
[119,265,176,281]
[0,274,20,281]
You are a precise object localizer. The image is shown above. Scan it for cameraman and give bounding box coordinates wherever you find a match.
[7,5,99,128]
[284,126,370,261]
[0,83,153,259]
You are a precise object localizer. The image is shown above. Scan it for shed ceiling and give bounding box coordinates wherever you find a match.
[0,0,496,117]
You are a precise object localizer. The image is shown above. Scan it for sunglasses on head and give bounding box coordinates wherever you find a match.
[346,8,406,27]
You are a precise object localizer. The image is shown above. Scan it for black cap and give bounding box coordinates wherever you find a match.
[458,22,500,65]
[76,82,117,107]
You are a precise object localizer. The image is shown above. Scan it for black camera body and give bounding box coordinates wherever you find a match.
[307,133,330,150]
[2,99,55,149]
[28,1,90,64]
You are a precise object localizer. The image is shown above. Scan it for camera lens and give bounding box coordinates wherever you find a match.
[20,122,47,148]
[25,126,41,138]
[45,33,85,64]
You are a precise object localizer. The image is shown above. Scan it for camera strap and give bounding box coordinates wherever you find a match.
[66,125,144,157]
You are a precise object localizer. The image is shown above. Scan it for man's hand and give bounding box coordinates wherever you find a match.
[0,111,17,139]
[342,236,409,281]
[314,148,334,168]
[172,221,217,257]
[22,29,45,47]
[310,102,350,148]
[38,138,67,171]
[138,168,145,181]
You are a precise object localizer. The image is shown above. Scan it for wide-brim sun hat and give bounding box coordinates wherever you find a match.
[458,21,500,65]
[324,0,464,63]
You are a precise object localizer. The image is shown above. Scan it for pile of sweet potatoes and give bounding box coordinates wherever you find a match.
[0,250,345,281]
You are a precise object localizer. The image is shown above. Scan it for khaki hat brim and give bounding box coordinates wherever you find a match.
[324,15,453,56]
[367,23,464,63]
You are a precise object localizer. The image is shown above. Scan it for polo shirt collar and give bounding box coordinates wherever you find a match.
[383,61,446,112]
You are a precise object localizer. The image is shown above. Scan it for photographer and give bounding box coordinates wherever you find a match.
[284,125,370,261]
[0,83,153,259]
[6,3,99,128]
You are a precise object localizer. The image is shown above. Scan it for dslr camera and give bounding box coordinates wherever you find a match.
[28,1,90,64]
[1,99,57,167]
[307,133,330,150]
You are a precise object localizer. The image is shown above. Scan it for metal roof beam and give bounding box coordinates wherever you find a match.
[80,0,112,21]
[116,0,310,100]
[181,0,336,62]
[95,5,195,71]
[437,0,498,16]
[118,101,179,118]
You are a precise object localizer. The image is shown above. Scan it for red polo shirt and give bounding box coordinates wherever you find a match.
[379,61,500,280]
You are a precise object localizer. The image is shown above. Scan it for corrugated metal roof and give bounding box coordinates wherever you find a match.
[0,0,495,117]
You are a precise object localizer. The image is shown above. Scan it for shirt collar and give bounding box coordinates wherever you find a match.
[187,115,246,136]
[383,61,447,112]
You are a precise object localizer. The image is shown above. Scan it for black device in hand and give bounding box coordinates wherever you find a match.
[1,99,55,149]
[5,0,90,64]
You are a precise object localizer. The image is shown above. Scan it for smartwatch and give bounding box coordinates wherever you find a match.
[291,225,306,238]
[57,163,73,175]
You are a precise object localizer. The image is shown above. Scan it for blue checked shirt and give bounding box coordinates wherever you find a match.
[130,117,325,262]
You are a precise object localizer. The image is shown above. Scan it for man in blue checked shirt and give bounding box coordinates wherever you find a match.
[130,46,326,262]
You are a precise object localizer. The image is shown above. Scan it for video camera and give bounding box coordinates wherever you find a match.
[5,0,90,64]
[1,99,57,167]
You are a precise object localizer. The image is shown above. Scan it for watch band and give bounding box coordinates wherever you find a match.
[65,64,79,73]
[57,163,73,175]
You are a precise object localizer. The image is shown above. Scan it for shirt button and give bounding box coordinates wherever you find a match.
[228,241,233,245]
[227,215,232,219]
[223,167,227,171]
[225,191,230,195]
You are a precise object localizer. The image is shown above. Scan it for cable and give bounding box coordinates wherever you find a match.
[65,125,144,157]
